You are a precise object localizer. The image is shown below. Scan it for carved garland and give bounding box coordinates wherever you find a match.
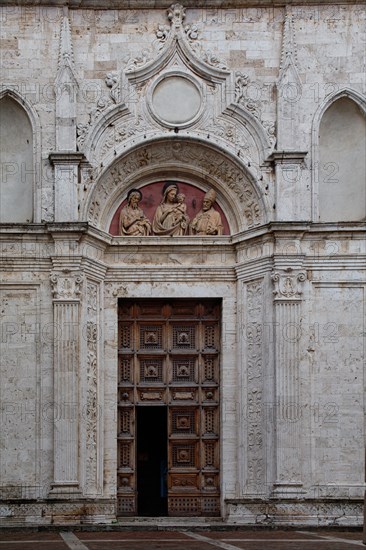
[85,281,99,495]
[87,141,263,230]
[234,71,276,147]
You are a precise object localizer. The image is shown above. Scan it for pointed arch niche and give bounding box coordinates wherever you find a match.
[316,94,366,222]
[0,94,34,223]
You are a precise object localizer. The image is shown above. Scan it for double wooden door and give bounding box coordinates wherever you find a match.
[117,299,220,517]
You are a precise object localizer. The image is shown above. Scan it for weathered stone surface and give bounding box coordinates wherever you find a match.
[0,0,365,526]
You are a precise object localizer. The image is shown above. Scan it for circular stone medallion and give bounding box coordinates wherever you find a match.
[151,76,202,126]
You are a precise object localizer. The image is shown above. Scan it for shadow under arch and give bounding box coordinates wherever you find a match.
[83,136,269,235]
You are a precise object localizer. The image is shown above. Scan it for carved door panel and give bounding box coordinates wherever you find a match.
[117,299,220,517]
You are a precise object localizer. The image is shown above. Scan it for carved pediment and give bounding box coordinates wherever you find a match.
[76,4,274,176]
[123,3,230,85]
[78,4,234,156]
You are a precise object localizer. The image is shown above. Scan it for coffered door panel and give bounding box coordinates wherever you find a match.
[117,299,220,517]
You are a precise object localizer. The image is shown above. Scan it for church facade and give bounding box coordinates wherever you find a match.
[0,0,365,526]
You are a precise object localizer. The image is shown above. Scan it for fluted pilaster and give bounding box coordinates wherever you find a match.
[272,269,306,498]
[49,271,83,497]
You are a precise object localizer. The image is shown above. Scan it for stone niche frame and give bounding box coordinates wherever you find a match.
[311,87,366,222]
[0,88,42,223]
[83,137,269,235]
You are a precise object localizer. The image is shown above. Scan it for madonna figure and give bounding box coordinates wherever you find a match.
[119,189,151,236]
[152,182,189,236]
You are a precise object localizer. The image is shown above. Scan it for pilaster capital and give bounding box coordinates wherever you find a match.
[271,268,306,301]
[50,270,84,301]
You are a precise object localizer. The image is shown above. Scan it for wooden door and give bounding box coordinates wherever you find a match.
[117,299,220,517]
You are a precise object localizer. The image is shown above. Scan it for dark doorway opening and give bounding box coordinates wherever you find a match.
[136,406,168,516]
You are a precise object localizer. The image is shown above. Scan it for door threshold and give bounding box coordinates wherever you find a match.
[116,516,222,525]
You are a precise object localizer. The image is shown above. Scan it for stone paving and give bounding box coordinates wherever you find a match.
[0,530,364,550]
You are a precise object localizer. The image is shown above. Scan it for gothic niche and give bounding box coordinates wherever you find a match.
[109,181,230,236]
[0,96,34,223]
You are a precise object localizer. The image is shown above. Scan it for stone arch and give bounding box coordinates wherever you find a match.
[312,88,366,222]
[223,104,273,162]
[0,88,41,223]
[81,101,270,173]
[83,137,268,235]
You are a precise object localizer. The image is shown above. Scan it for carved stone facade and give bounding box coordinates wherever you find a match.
[0,0,365,526]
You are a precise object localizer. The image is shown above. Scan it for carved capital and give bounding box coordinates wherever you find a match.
[50,271,84,301]
[271,269,306,301]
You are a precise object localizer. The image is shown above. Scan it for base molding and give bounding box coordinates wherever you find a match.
[0,499,116,526]
[225,498,364,527]
[0,497,363,527]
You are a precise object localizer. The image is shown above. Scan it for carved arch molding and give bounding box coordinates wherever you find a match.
[85,139,267,234]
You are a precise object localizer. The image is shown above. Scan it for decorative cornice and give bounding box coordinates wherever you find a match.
[0,1,359,6]
[49,152,87,165]
[104,266,237,283]
[265,151,308,165]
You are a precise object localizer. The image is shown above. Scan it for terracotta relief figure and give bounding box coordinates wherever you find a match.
[119,188,152,236]
[152,182,189,236]
[189,189,223,235]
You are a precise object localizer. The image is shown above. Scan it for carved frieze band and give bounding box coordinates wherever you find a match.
[245,279,265,493]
